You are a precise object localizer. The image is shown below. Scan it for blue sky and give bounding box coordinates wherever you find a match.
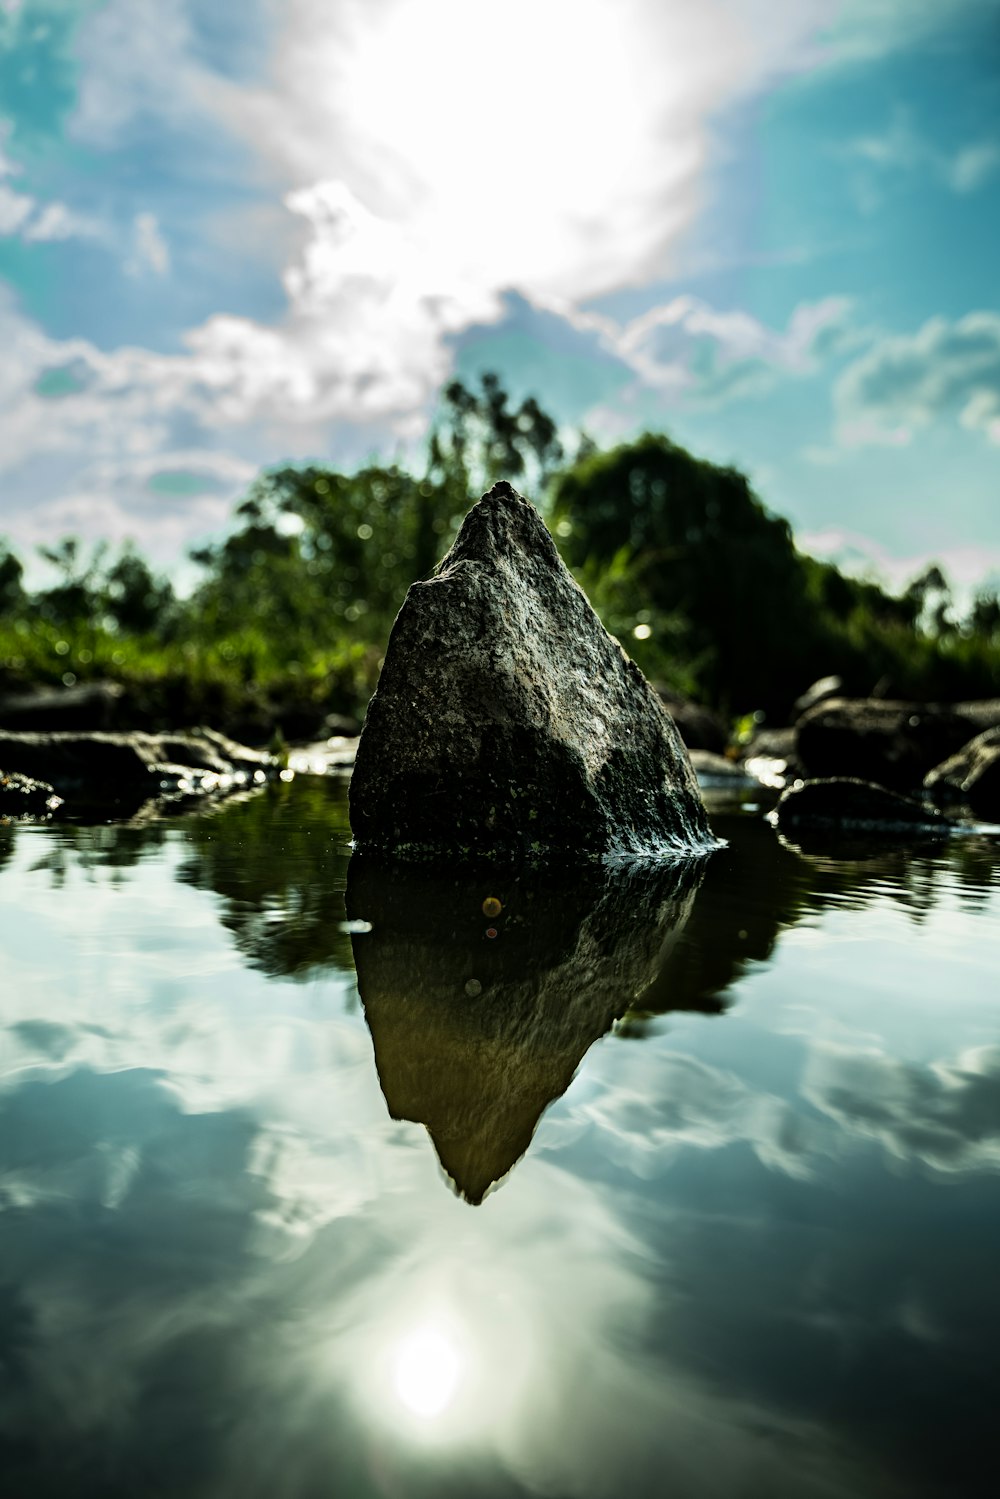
[0,0,998,595]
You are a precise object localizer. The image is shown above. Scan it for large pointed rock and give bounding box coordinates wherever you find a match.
[349,482,714,861]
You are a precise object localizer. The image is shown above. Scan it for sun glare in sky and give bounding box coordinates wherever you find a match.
[0,0,997,583]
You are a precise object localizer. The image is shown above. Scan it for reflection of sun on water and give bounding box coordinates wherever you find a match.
[361,1285,533,1445]
[392,1325,463,1420]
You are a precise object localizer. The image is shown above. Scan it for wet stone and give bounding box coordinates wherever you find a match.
[349,481,715,863]
[773,776,953,834]
[0,767,62,818]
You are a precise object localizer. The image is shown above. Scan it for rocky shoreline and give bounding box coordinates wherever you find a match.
[4,683,998,846]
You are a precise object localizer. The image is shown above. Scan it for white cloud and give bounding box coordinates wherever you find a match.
[945,141,1000,194]
[0,263,855,566]
[615,293,853,400]
[805,1043,1000,1174]
[0,180,33,233]
[580,1048,828,1181]
[70,0,849,313]
[843,109,1000,198]
[25,199,101,242]
[836,311,1000,447]
[127,210,170,275]
[0,119,102,241]
[820,0,989,61]
[0,0,988,567]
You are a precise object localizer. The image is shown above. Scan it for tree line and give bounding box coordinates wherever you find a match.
[2,373,998,734]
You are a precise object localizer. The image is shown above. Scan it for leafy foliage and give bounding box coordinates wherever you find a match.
[551,432,1000,716]
[2,375,999,736]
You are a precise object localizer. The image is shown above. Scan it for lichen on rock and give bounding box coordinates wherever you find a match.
[349,481,716,862]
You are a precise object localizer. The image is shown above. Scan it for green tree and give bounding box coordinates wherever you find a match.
[102,544,176,634]
[551,433,828,714]
[428,371,565,496]
[904,563,955,636]
[0,542,24,616]
[194,463,460,648]
[968,587,1000,639]
[191,372,566,670]
[35,538,175,634]
[35,538,102,625]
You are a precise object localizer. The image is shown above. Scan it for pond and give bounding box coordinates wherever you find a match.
[1,778,998,1498]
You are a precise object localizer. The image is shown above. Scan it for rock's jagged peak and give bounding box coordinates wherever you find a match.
[441,480,562,572]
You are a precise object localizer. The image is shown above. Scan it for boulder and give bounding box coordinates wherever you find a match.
[925,726,1000,821]
[954,699,1000,734]
[0,729,273,813]
[687,749,758,790]
[740,725,803,789]
[796,698,981,789]
[346,852,705,1203]
[792,674,842,721]
[773,777,952,836]
[966,748,1000,821]
[349,481,715,862]
[287,736,359,775]
[0,768,63,817]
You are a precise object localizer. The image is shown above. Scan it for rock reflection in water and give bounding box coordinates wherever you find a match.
[346,854,709,1203]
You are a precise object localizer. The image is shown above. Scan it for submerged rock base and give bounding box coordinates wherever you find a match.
[350,482,715,862]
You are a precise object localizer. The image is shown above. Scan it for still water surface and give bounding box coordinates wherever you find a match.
[1,779,999,1498]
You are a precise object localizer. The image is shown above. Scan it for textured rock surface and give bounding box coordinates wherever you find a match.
[0,728,273,813]
[965,747,1000,820]
[796,698,982,789]
[687,749,759,792]
[350,482,714,862]
[347,853,705,1203]
[925,727,1000,820]
[773,776,952,834]
[792,674,843,721]
[953,699,1000,734]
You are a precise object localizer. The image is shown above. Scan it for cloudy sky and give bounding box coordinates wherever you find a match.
[1,0,998,591]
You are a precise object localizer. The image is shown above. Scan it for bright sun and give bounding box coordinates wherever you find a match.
[336,0,685,301]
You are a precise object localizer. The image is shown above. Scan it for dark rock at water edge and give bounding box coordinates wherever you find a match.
[346,852,705,1203]
[796,698,995,790]
[0,768,63,818]
[687,748,756,785]
[773,777,953,835]
[0,728,275,814]
[350,482,715,863]
[925,726,1000,821]
[740,724,803,788]
[792,674,843,722]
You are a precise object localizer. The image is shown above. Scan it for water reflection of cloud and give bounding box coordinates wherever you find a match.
[0,1064,870,1499]
[805,1043,1000,1174]
[573,1047,828,1182]
[0,1033,994,1497]
[3,827,1000,1496]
